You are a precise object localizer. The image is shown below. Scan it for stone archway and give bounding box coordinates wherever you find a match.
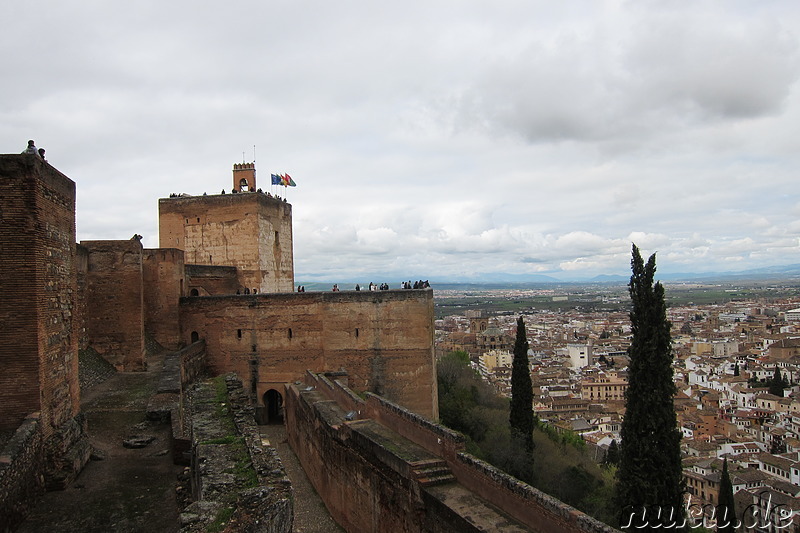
[263,389,284,424]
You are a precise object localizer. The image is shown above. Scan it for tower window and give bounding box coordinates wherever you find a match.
[288,328,293,339]
[237,329,242,339]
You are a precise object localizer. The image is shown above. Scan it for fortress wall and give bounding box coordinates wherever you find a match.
[75,245,89,350]
[158,192,294,293]
[0,155,80,435]
[0,414,45,532]
[284,385,418,533]
[142,248,184,350]
[184,264,239,296]
[301,372,618,533]
[180,289,438,419]
[80,240,145,371]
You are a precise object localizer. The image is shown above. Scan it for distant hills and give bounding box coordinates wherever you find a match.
[297,264,800,287]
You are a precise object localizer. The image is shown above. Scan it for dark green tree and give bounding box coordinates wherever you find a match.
[509,316,534,453]
[769,365,785,397]
[733,363,740,377]
[604,439,620,467]
[615,245,683,529]
[716,458,736,533]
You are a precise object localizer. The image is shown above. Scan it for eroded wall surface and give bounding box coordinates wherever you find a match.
[0,155,80,435]
[143,248,185,350]
[180,289,438,419]
[80,240,145,371]
[159,193,294,293]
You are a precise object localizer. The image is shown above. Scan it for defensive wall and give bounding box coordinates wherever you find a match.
[0,154,89,529]
[79,239,146,371]
[179,288,439,419]
[180,375,293,532]
[159,189,294,294]
[184,264,239,296]
[143,248,185,351]
[286,371,619,533]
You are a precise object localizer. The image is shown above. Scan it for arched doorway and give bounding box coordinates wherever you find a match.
[190,331,199,343]
[263,389,284,424]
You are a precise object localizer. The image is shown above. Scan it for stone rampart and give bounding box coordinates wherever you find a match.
[143,248,185,350]
[184,264,240,296]
[289,373,619,533]
[159,191,294,293]
[181,289,438,419]
[80,239,146,371]
[180,375,292,532]
[0,414,45,532]
[0,154,81,436]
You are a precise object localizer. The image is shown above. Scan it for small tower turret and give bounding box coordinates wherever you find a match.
[233,162,256,192]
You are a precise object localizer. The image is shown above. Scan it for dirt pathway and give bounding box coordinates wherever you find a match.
[18,355,182,533]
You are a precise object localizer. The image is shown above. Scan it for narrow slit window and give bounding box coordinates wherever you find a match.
[288,328,293,339]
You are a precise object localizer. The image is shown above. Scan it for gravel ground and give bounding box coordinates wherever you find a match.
[18,353,182,533]
[259,424,344,533]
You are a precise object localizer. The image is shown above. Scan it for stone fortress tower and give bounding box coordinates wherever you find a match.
[158,162,294,294]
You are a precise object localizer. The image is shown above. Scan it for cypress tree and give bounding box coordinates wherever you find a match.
[769,365,785,397]
[604,439,620,467]
[616,245,683,529]
[510,316,534,453]
[716,458,736,533]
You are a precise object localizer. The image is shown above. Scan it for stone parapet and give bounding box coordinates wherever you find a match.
[0,414,45,532]
[180,375,292,532]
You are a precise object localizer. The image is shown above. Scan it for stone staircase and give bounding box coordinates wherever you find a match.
[411,458,455,487]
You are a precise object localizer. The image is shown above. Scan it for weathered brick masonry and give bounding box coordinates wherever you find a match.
[0,154,80,435]
[0,154,89,526]
[180,289,439,419]
[143,247,185,350]
[286,373,619,533]
[79,239,146,371]
[159,190,294,294]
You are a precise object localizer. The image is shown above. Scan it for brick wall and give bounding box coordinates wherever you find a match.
[288,374,619,533]
[0,154,80,436]
[179,289,438,419]
[0,414,45,532]
[159,191,294,293]
[80,240,146,371]
[143,248,185,350]
[184,264,240,296]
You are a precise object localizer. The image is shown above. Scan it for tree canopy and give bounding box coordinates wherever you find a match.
[615,244,683,529]
[510,316,534,452]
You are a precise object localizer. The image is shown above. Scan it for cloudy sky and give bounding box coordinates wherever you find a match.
[4,1,800,282]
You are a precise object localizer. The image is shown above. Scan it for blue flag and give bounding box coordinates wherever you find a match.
[271,173,282,185]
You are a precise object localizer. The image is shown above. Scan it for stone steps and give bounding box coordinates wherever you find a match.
[412,459,455,487]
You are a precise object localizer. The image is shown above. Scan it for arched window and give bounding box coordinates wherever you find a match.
[239,178,249,192]
[190,288,199,296]
[190,331,199,343]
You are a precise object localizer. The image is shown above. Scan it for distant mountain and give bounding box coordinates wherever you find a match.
[296,264,800,286]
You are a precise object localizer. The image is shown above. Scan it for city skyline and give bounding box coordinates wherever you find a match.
[4,1,800,281]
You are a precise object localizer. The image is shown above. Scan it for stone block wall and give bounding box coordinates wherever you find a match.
[0,415,45,532]
[181,375,292,532]
[143,248,185,350]
[80,239,146,371]
[0,154,80,436]
[184,264,240,296]
[180,289,438,419]
[159,191,294,294]
[288,372,619,533]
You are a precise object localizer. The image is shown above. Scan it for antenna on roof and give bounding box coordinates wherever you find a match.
[242,151,245,163]
[253,144,257,164]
